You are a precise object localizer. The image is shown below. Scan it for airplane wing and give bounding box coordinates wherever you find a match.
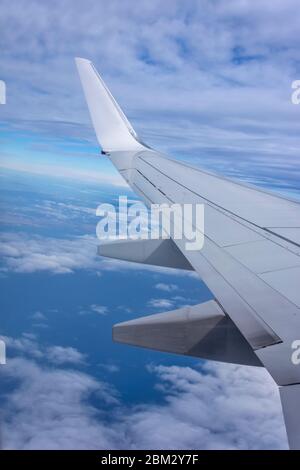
[75,57,300,449]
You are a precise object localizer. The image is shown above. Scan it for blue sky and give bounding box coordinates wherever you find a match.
[0,0,300,449]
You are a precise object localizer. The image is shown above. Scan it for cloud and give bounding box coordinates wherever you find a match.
[0,232,99,274]
[155,283,179,292]
[0,343,287,449]
[46,346,86,365]
[125,363,287,450]
[22,332,37,341]
[2,335,85,366]
[0,357,119,450]
[0,0,300,192]
[30,311,48,329]
[147,298,175,309]
[79,304,109,316]
[90,305,108,316]
[2,335,43,359]
[98,363,120,374]
[31,311,47,321]
[147,294,195,310]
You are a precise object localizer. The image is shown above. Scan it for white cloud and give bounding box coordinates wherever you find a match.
[0,346,287,449]
[1,357,119,450]
[79,304,109,316]
[0,232,99,274]
[2,335,43,359]
[116,305,132,314]
[155,283,179,292]
[0,0,300,191]
[31,311,47,321]
[22,332,37,341]
[147,298,175,309]
[46,346,86,365]
[2,335,85,366]
[98,363,120,374]
[147,294,194,310]
[90,305,108,316]
[126,363,287,450]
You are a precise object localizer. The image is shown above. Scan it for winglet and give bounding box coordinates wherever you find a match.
[75,57,144,152]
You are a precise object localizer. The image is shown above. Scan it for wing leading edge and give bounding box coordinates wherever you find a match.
[76,57,300,449]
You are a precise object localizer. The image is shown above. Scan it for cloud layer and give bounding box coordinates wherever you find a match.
[0,232,99,274]
[1,0,300,188]
[0,337,287,450]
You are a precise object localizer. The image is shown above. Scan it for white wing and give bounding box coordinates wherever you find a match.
[76,58,300,449]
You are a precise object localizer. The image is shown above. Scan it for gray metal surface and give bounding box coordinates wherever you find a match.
[98,238,193,270]
[138,152,300,228]
[271,228,300,246]
[260,267,300,308]
[225,240,300,274]
[280,384,300,449]
[115,149,300,383]
[113,301,262,366]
